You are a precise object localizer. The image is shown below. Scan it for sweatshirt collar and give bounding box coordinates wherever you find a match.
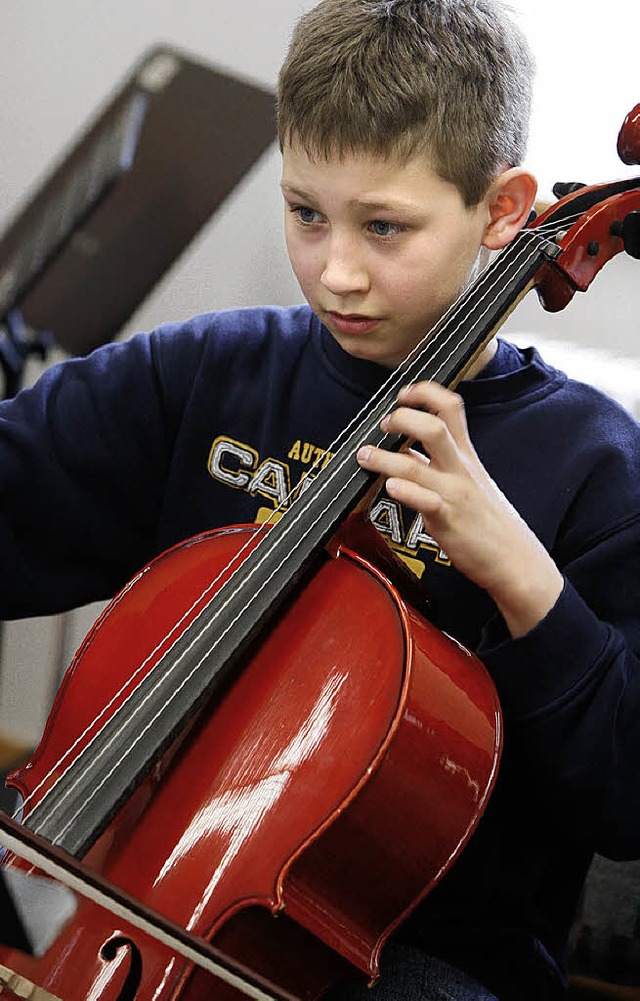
[312,310,561,410]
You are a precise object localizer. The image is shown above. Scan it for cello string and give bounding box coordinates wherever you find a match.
[22,224,560,832]
[24,224,557,837]
[29,194,600,836]
[22,213,572,836]
[33,190,634,841]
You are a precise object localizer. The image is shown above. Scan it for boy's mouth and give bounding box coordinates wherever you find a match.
[327,311,381,336]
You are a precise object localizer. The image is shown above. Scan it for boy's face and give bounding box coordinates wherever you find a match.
[281,143,492,369]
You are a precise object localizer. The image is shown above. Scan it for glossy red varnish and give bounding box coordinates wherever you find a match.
[1,526,501,1000]
[618,103,640,164]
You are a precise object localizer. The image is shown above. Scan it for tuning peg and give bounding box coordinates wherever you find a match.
[610,211,640,259]
[552,181,586,199]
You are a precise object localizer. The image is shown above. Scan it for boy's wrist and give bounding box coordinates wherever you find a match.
[490,552,564,639]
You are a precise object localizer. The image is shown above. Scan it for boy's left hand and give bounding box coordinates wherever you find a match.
[356,381,564,638]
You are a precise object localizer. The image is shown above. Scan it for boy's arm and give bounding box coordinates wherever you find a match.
[357,379,640,859]
[0,331,178,618]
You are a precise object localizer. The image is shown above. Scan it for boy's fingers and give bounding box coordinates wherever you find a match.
[357,441,432,486]
[397,381,470,448]
[380,406,459,468]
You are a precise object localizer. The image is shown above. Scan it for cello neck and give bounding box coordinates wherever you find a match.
[22,225,556,857]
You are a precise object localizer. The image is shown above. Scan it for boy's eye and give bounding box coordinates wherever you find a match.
[295,206,322,224]
[370,220,402,237]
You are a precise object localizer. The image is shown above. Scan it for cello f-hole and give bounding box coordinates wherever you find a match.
[100,936,143,1001]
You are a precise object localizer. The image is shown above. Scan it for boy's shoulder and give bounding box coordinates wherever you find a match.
[133,304,318,390]
[468,337,640,434]
[464,338,640,491]
[527,341,640,447]
[150,304,315,355]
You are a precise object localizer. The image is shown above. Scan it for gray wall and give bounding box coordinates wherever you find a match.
[1,1,640,743]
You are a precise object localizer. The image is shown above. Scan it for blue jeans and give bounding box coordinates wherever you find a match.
[326,945,499,1001]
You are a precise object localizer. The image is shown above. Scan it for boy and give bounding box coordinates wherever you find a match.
[1,1,640,999]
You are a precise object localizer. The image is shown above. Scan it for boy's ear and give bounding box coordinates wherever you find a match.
[481,167,538,251]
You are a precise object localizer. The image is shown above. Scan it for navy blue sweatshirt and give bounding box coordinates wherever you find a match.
[2,305,640,999]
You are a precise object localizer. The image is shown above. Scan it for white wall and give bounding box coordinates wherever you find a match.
[1,1,640,744]
[502,2,640,357]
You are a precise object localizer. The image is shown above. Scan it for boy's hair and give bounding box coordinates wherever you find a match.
[277,0,534,206]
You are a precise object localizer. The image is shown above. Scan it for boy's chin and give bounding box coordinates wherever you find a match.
[334,334,402,370]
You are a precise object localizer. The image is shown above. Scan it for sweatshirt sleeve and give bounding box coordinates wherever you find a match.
[0,324,198,618]
[477,509,640,860]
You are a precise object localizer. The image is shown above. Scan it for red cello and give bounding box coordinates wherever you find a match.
[1,106,640,1001]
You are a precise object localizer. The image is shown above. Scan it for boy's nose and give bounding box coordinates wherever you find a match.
[320,238,370,297]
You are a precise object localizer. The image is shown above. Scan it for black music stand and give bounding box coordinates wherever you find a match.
[0,94,147,397]
[0,46,276,394]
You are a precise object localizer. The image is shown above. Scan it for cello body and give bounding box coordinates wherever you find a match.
[0,524,501,1000]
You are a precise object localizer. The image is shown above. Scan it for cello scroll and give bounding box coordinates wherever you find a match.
[530,104,640,311]
[618,103,640,165]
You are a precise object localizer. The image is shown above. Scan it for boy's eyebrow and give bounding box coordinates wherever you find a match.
[352,197,421,215]
[280,182,312,200]
[280,182,422,217]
